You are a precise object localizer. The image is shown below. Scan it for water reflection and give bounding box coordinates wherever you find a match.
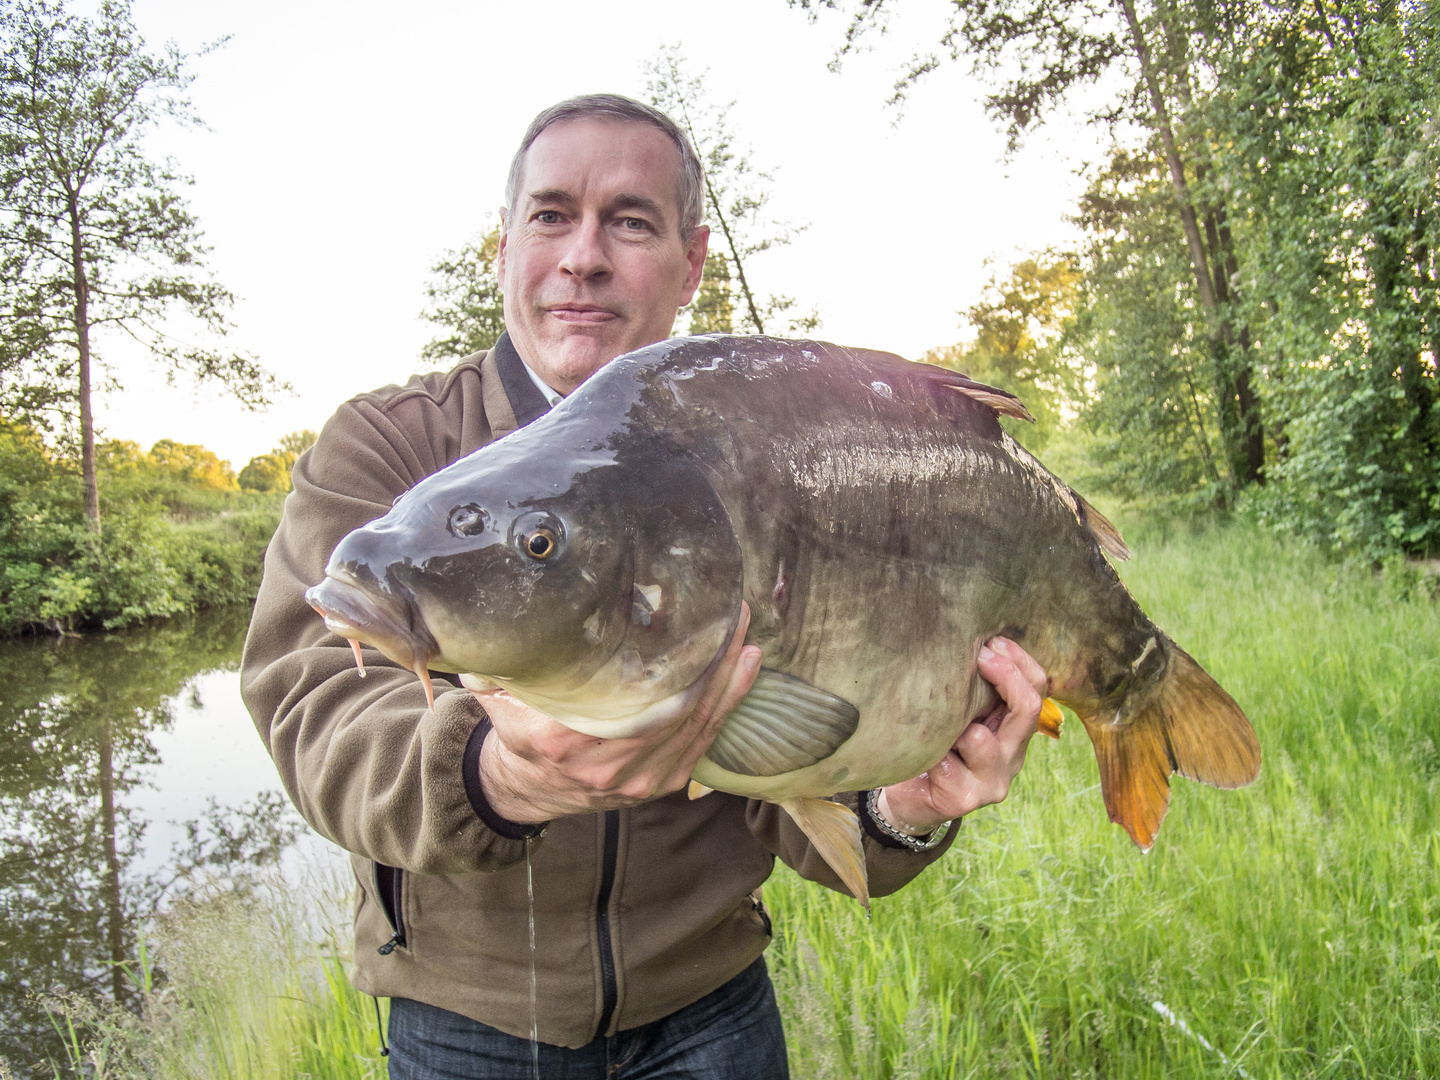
[0,606,260,1076]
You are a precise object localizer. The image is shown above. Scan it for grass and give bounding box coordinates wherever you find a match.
[23,867,389,1080]
[766,517,1440,1078]
[21,517,1438,1078]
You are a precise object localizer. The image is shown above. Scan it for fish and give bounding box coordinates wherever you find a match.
[306,335,1261,905]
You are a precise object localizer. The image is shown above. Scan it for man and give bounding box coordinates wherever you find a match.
[242,94,1045,1079]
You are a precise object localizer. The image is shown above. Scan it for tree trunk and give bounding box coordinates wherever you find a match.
[1212,207,1266,481]
[68,193,100,527]
[699,169,765,334]
[1118,0,1267,486]
[671,100,767,335]
[1117,0,1220,311]
[97,722,127,1007]
[1202,203,1266,483]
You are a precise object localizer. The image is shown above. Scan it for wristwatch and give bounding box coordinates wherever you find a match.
[864,789,953,851]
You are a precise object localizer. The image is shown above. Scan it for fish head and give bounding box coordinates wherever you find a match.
[306,425,745,734]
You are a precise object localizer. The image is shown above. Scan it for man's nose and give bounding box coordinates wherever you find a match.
[558,218,612,281]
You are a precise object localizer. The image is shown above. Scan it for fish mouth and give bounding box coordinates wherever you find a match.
[305,572,442,705]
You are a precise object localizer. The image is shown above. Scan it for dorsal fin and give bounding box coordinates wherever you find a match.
[925,369,1036,423]
[1073,492,1130,561]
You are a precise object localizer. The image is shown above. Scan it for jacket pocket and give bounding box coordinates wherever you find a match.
[373,862,407,954]
[750,890,773,938]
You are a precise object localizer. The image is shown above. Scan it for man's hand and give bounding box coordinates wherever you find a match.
[468,604,762,824]
[875,637,1046,838]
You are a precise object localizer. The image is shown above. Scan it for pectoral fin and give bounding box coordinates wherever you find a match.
[705,669,859,777]
[779,797,870,909]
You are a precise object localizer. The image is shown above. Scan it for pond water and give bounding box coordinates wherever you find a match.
[0,606,344,1076]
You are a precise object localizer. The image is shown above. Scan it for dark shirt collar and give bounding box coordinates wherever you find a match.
[492,331,553,430]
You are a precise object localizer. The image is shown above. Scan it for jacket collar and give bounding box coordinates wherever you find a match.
[492,331,553,431]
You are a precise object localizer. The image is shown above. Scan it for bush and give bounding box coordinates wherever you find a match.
[0,423,283,634]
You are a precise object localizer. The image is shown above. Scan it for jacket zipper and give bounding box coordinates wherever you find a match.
[374,862,407,954]
[594,810,620,1036]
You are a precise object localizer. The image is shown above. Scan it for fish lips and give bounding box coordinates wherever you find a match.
[305,572,439,675]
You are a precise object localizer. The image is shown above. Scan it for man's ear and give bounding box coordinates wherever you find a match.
[679,225,710,307]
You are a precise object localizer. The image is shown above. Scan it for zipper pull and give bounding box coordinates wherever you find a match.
[377,931,404,956]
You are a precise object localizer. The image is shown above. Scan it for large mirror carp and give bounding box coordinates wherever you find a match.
[307,335,1261,904]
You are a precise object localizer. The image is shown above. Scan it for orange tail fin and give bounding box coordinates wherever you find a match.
[1077,643,1260,849]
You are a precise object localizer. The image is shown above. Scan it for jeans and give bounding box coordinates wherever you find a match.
[386,957,790,1079]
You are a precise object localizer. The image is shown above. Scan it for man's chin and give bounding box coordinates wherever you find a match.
[542,331,634,390]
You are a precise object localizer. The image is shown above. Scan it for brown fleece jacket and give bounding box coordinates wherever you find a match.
[240,344,957,1047]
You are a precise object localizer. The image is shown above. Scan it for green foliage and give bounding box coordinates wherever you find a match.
[767,517,1440,1078]
[145,441,238,492]
[419,226,506,362]
[923,252,1084,450]
[0,422,280,633]
[1200,0,1440,558]
[237,429,317,494]
[1069,153,1234,507]
[802,0,1438,555]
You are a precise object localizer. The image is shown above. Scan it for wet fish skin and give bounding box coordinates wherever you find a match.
[306,335,1261,897]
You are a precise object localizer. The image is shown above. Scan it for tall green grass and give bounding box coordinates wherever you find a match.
[25,520,1436,1078]
[767,519,1440,1078]
[26,868,389,1080]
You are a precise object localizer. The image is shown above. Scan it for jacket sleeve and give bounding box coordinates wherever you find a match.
[743,791,959,900]
[240,389,531,875]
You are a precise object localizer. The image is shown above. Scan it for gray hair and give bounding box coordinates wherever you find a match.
[504,94,706,236]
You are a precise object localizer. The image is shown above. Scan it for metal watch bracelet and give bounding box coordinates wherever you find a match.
[864,788,952,851]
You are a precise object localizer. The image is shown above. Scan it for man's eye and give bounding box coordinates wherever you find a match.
[621,217,649,231]
[534,210,562,225]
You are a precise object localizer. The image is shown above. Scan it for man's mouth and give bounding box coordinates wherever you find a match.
[548,304,619,324]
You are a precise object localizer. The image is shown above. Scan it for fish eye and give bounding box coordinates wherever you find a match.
[447,503,490,537]
[523,528,557,559]
[512,511,565,561]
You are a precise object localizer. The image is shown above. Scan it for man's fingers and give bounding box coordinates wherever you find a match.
[686,603,754,734]
[711,645,763,726]
[976,639,1043,752]
[988,636,1048,696]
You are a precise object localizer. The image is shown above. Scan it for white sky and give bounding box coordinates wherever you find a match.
[101,0,1097,469]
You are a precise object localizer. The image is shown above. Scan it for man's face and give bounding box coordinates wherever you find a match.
[498,118,709,395]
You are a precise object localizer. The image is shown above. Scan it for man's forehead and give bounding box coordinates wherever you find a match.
[515,119,685,220]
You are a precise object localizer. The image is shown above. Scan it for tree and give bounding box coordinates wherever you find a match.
[237,428,316,493]
[795,0,1267,495]
[645,47,820,336]
[1201,0,1439,555]
[923,251,1085,449]
[419,224,506,361]
[1071,149,1234,503]
[0,0,282,529]
[147,438,236,491]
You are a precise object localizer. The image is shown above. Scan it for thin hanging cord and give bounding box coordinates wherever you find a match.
[374,996,389,1057]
